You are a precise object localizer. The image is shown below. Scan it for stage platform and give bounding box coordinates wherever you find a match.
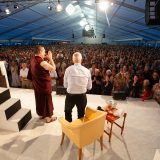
[0,88,160,160]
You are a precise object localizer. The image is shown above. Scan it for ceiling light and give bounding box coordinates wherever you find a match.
[80,13,85,18]
[65,4,75,15]
[84,1,93,6]
[79,18,87,27]
[85,24,91,31]
[5,8,10,15]
[56,4,63,12]
[110,2,114,6]
[99,1,109,11]
[47,5,52,10]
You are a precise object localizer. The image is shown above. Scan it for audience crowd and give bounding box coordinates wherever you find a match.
[0,44,160,103]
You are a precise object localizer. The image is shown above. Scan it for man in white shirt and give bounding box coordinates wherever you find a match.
[63,52,92,122]
[20,63,29,88]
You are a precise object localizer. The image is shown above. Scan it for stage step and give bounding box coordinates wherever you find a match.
[0,108,32,131]
[0,87,32,131]
[0,87,10,105]
[0,98,21,120]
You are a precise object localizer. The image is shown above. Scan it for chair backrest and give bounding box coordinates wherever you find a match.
[77,107,107,147]
[59,107,107,148]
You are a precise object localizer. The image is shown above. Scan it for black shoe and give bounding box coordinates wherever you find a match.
[97,106,104,111]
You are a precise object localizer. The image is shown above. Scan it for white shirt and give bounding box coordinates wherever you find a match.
[50,71,58,86]
[20,68,29,79]
[64,63,92,94]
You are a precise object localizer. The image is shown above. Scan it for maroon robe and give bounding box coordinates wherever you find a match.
[30,56,53,117]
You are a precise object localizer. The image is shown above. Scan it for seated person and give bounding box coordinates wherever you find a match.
[152,81,160,104]
[150,71,159,88]
[130,75,142,98]
[102,75,113,95]
[113,73,126,91]
[141,79,152,101]
[90,69,102,95]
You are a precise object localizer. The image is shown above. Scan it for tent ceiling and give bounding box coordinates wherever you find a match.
[0,0,160,43]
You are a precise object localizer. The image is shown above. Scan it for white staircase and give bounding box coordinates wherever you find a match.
[0,87,32,131]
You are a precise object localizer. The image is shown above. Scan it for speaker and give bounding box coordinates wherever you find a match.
[112,91,126,100]
[145,0,160,25]
[56,86,66,95]
[82,28,94,37]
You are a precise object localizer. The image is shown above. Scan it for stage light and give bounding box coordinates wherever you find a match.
[14,4,19,9]
[47,5,52,10]
[65,4,75,15]
[5,8,10,14]
[79,18,87,27]
[110,2,114,6]
[84,1,93,6]
[56,0,63,12]
[56,4,63,12]
[85,24,91,31]
[80,13,85,17]
[99,0,109,11]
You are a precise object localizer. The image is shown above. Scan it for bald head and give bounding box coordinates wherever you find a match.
[72,52,82,64]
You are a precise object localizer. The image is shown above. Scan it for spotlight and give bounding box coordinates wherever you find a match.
[80,13,85,18]
[65,4,75,15]
[56,4,63,12]
[47,5,52,10]
[56,0,63,12]
[84,1,93,6]
[99,0,109,11]
[14,4,19,9]
[5,8,10,15]
[110,2,114,6]
[79,18,87,27]
[85,24,91,31]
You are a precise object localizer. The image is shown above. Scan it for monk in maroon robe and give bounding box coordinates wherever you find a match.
[28,45,56,123]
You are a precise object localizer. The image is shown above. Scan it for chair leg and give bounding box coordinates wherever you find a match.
[60,132,65,145]
[121,113,127,135]
[78,148,82,160]
[109,123,113,142]
[100,135,103,150]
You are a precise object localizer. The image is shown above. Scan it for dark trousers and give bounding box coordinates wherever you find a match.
[65,93,87,122]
